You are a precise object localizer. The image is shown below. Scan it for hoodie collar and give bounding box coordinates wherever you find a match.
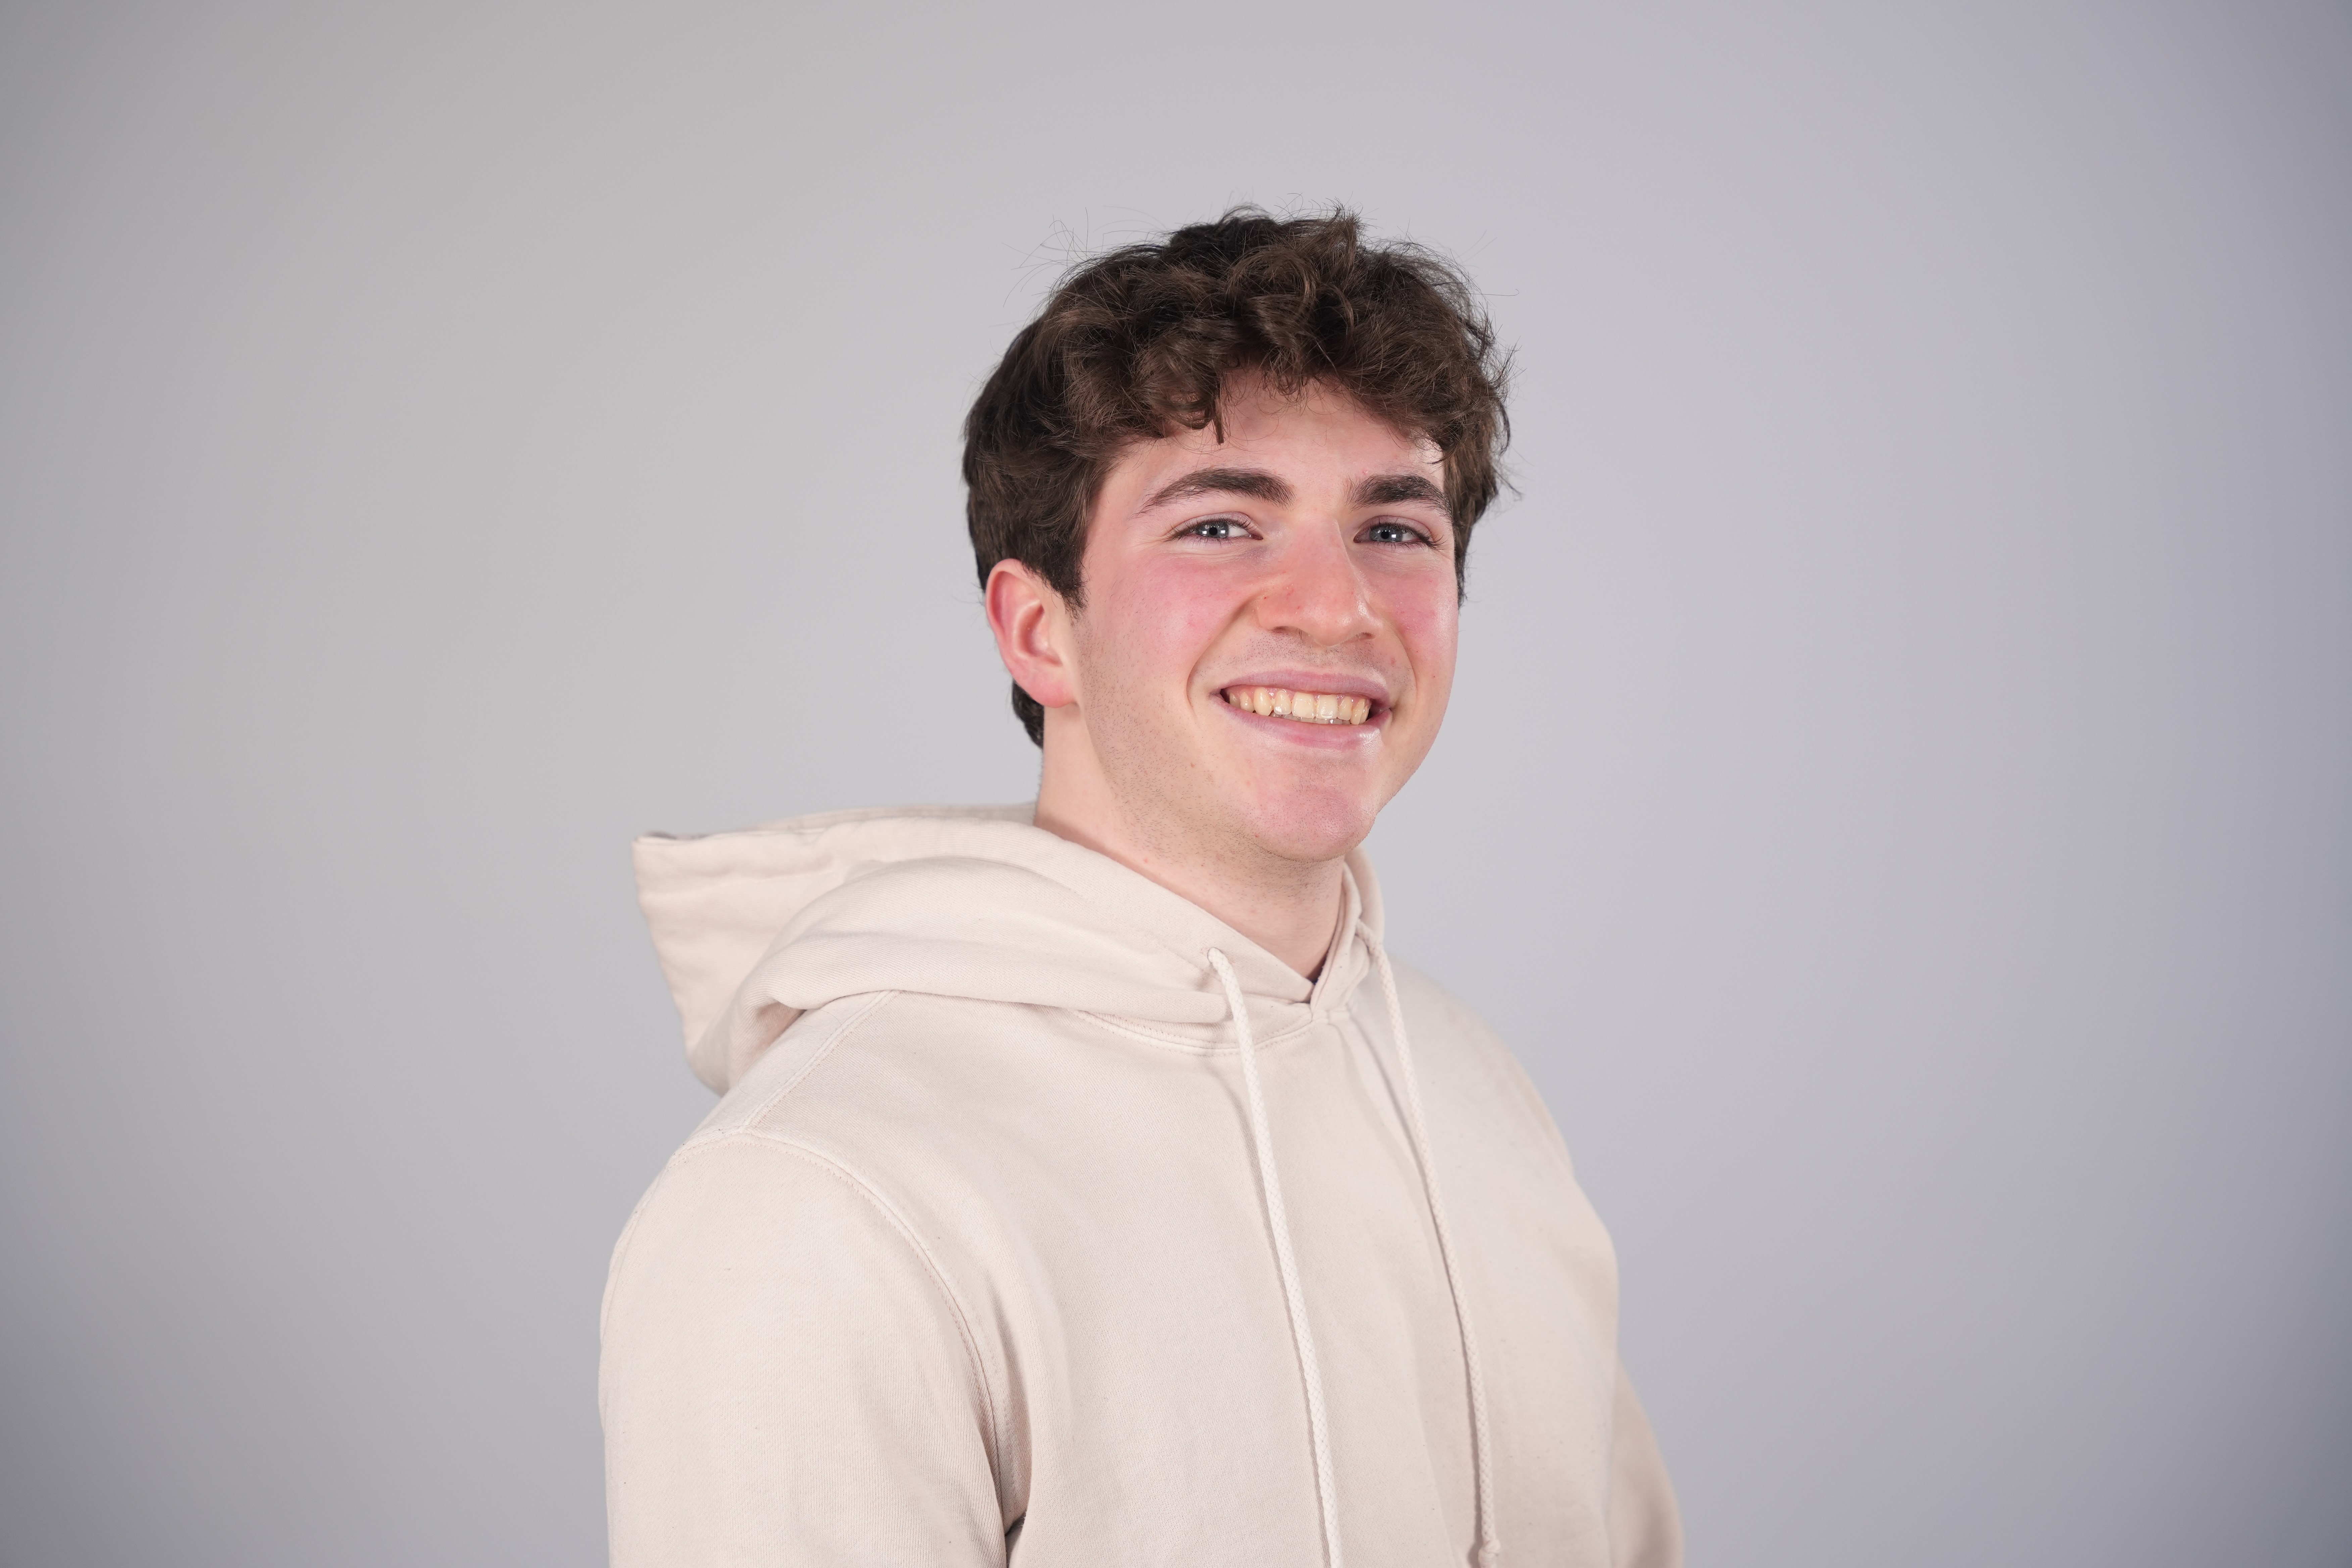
[633,804,1384,1091]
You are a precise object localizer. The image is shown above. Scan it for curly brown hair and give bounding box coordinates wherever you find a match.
[964,206,1513,745]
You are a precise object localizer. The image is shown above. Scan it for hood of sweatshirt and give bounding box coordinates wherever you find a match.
[633,803,1383,1093]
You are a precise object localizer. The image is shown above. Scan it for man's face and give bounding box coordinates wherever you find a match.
[1058,378,1460,869]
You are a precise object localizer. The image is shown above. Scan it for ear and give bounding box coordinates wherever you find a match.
[984,559,1079,711]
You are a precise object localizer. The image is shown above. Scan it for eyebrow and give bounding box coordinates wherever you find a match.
[1139,467,1451,516]
[1354,473,1450,514]
[1141,467,1293,511]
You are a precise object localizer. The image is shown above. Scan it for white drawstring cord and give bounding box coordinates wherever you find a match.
[1207,947,1345,1568]
[1361,924,1503,1568]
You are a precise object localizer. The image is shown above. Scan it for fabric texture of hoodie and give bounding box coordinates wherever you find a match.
[601,805,1682,1567]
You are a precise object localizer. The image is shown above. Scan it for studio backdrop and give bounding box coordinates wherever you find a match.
[2,1,2347,1564]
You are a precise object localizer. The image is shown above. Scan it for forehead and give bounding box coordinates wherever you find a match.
[1106,379,1443,503]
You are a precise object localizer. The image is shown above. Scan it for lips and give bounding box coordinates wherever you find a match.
[1220,686,1375,726]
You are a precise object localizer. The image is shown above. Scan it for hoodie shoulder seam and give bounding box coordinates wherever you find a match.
[671,1128,1015,1517]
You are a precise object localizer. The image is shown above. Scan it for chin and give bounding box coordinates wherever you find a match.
[1238,783,1380,866]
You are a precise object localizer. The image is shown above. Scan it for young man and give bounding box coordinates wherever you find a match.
[603,210,1682,1567]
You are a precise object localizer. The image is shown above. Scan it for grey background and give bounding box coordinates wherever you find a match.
[3,0,2347,1563]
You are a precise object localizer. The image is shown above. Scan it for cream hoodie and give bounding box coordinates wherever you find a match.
[602,806,1682,1567]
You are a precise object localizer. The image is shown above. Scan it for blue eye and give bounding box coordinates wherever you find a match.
[1186,518,1247,540]
[1362,522,1428,545]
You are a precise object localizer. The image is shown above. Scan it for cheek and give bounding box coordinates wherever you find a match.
[1083,561,1236,700]
[1389,582,1461,702]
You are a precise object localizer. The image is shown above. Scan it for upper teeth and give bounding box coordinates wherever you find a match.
[1222,687,1374,725]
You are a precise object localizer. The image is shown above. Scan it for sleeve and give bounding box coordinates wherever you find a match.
[600,1134,1009,1567]
[1609,1363,1686,1568]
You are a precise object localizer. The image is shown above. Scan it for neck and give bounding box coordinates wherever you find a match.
[1032,740,1346,980]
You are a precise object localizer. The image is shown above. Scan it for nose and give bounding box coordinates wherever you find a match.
[1253,521,1380,647]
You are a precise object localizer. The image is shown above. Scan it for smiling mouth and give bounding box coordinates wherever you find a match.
[1220,686,1376,726]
